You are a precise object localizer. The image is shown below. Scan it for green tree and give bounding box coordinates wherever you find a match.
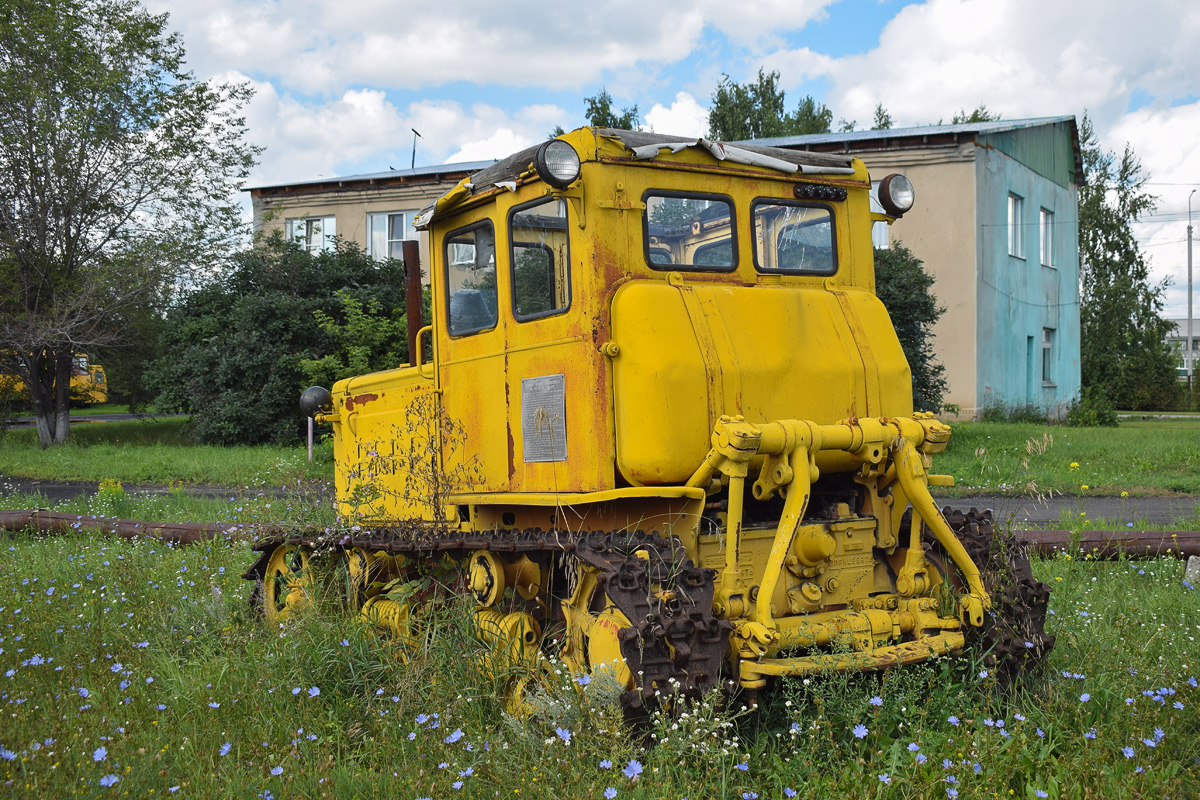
[874,242,948,412]
[0,0,256,447]
[951,104,1000,124]
[1077,113,1180,410]
[552,88,640,136]
[149,235,410,446]
[584,88,640,130]
[872,103,893,130]
[707,68,832,140]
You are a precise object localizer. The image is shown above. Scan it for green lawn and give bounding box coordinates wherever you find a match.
[76,403,133,415]
[935,418,1200,496]
[0,530,1195,798]
[0,418,331,487]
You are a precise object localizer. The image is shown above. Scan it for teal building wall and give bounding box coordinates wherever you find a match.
[974,122,1081,414]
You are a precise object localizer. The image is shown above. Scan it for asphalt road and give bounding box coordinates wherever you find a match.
[9,413,177,425]
[1,473,1195,527]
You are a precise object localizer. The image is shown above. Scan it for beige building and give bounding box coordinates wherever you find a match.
[247,161,490,278]
[249,117,1081,418]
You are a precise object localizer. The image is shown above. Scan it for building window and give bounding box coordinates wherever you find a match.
[286,216,337,253]
[1008,193,1024,258]
[1042,328,1055,385]
[1040,208,1054,266]
[868,181,890,248]
[368,211,417,261]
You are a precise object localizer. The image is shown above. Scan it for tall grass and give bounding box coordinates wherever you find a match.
[1,530,1196,798]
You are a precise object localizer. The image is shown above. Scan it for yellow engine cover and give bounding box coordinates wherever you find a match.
[610,280,912,486]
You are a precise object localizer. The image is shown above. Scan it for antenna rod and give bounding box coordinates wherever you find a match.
[411,128,422,170]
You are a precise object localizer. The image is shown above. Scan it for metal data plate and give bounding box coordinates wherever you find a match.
[521,374,567,463]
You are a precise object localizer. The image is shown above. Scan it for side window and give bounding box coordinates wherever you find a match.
[509,198,570,320]
[752,201,836,274]
[643,193,736,272]
[444,221,498,337]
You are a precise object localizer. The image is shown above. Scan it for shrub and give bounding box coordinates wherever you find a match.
[874,242,948,412]
[149,233,411,446]
[1065,390,1118,427]
[978,403,1049,424]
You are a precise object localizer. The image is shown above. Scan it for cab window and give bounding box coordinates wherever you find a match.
[752,201,836,274]
[509,198,570,320]
[444,220,498,336]
[643,192,736,272]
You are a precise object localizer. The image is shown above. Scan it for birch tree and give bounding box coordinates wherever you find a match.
[0,0,258,446]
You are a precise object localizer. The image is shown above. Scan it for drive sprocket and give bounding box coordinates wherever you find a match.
[924,507,1056,686]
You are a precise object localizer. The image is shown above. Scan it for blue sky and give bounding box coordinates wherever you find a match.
[150,0,1200,315]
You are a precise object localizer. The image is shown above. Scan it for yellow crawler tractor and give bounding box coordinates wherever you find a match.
[245,128,1053,712]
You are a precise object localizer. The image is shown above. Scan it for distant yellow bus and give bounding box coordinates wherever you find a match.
[0,353,108,406]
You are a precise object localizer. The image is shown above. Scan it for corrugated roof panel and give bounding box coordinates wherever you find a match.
[246,160,495,192]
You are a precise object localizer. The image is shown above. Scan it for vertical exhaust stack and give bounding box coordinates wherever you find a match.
[403,239,423,367]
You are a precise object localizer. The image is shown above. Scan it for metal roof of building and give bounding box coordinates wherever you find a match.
[246,160,494,193]
[249,116,1079,195]
[743,115,1078,149]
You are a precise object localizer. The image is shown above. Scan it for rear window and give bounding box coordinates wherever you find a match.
[643,192,736,272]
[752,201,836,274]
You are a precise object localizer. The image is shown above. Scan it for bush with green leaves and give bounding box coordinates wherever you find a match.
[1065,389,1119,427]
[874,241,948,412]
[149,233,410,446]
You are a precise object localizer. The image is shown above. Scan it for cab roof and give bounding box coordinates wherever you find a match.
[416,128,858,229]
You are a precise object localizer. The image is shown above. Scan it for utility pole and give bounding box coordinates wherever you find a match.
[1190,189,1196,407]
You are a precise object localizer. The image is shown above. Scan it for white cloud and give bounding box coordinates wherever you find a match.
[445,129,533,163]
[767,0,1200,130]
[1111,101,1200,316]
[695,0,834,45]
[644,92,710,137]
[154,0,706,94]
[167,0,1200,320]
[235,74,566,186]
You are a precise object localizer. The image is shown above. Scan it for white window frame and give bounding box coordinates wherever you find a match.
[1008,193,1024,258]
[1041,327,1055,385]
[367,211,418,261]
[286,216,337,253]
[868,181,890,248]
[1040,208,1054,267]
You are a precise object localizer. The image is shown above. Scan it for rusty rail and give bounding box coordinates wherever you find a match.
[1013,530,1200,559]
[1,509,1197,559]
[0,510,264,546]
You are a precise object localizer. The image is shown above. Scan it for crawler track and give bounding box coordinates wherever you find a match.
[931,508,1056,685]
[243,526,732,712]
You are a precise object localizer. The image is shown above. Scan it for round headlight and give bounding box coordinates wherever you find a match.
[300,385,332,417]
[878,173,915,217]
[534,140,581,189]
